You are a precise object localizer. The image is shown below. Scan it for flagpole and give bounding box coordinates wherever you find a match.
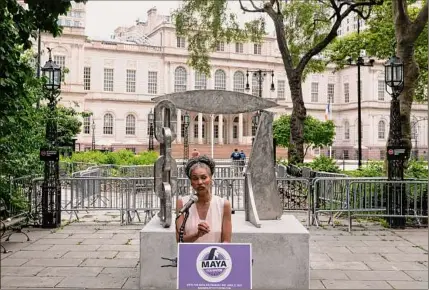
[211,114,214,158]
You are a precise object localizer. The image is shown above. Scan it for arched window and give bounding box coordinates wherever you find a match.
[174,67,187,92]
[103,113,114,135]
[378,120,385,139]
[194,115,206,139]
[214,69,226,90]
[126,114,136,135]
[195,72,207,90]
[252,74,261,97]
[233,116,239,139]
[344,121,350,140]
[83,115,91,134]
[233,71,245,92]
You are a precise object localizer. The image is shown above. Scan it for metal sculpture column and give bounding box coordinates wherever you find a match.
[153,100,178,228]
[183,111,190,162]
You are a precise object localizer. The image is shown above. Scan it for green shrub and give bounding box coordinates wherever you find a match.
[344,161,385,177]
[305,155,340,173]
[62,149,158,166]
[406,158,428,179]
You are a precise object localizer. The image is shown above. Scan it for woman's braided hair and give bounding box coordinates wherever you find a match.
[185,155,216,179]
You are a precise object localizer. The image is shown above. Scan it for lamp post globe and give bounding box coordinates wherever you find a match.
[384,55,404,93]
[148,109,154,124]
[184,111,190,127]
[41,50,61,92]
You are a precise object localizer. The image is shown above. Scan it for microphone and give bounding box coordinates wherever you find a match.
[178,195,198,215]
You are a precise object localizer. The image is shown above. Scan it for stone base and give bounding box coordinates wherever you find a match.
[140,211,309,289]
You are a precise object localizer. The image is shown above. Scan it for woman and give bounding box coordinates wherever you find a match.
[176,156,232,243]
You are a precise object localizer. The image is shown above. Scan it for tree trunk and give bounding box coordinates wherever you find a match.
[287,72,307,164]
[396,41,419,157]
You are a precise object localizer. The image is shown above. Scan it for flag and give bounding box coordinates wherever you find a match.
[325,102,331,121]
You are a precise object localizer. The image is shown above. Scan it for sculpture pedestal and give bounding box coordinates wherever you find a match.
[140,211,310,289]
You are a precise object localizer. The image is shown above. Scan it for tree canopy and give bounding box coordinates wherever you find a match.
[273,115,335,157]
[174,0,383,164]
[0,0,85,180]
[326,0,428,102]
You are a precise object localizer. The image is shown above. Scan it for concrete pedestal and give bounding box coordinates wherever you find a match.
[140,211,309,289]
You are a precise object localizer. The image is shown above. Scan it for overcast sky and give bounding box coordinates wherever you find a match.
[84,0,270,39]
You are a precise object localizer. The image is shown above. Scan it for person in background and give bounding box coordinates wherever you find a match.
[239,150,246,174]
[191,148,200,158]
[230,149,241,176]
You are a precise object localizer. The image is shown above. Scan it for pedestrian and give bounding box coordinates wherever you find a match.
[191,148,200,158]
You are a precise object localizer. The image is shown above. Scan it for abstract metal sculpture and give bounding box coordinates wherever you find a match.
[153,100,178,228]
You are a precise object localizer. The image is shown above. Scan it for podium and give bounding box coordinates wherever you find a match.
[177,243,252,289]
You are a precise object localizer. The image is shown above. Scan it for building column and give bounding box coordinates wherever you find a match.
[238,113,243,144]
[219,114,224,144]
[198,113,203,144]
[176,109,182,144]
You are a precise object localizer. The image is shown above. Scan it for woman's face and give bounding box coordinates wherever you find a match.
[190,166,212,194]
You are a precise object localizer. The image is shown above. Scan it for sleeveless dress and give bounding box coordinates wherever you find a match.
[180,195,225,243]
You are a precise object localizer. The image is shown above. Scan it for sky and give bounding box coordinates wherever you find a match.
[84,0,269,39]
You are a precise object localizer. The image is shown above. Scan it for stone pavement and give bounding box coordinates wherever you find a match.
[0,211,428,289]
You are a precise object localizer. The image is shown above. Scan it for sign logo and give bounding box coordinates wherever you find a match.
[196,246,232,283]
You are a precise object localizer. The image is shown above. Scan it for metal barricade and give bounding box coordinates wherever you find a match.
[312,177,428,231]
[277,178,311,226]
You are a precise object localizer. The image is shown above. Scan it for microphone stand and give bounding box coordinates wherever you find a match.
[176,209,190,243]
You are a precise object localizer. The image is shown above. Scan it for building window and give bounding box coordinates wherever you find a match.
[214,69,226,90]
[177,37,185,48]
[148,71,158,94]
[252,74,260,97]
[174,67,187,92]
[83,115,91,134]
[193,115,206,139]
[311,82,319,102]
[378,120,385,139]
[254,44,261,55]
[327,83,335,103]
[380,150,385,160]
[104,68,114,92]
[235,43,243,53]
[195,72,207,90]
[126,69,136,93]
[277,80,285,100]
[103,113,114,135]
[344,121,350,140]
[53,55,65,81]
[343,150,349,159]
[126,114,136,135]
[344,83,349,103]
[378,79,385,101]
[233,116,239,139]
[233,71,245,92]
[214,124,219,138]
[83,67,91,90]
[216,42,225,52]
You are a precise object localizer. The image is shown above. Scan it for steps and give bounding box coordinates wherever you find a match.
[170,144,288,159]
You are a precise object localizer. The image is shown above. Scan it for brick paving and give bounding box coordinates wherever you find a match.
[1,212,427,289]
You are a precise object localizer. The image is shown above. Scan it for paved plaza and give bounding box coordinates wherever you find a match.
[0,211,427,289]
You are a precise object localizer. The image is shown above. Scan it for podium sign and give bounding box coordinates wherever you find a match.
[177,243,252,289]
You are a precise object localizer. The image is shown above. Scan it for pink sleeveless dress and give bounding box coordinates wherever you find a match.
[180,195,225,243]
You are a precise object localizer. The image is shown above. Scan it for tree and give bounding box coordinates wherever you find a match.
[326,0,428,156]
[174,0,382,164]
[273,114,335,157]
[0,0,85,204]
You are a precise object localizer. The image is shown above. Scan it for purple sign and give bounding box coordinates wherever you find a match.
[177,243,252,289]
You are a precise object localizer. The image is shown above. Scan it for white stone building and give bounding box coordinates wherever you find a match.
[37,5,428,160]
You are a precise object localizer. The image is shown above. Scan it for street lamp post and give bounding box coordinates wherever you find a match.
[91,120,96,151]
[347,54,375,169]
[384,55,406,228]
[40,48,62,228]
[245,69,275,145]
[183,112,190,162]
[148,109,154,151]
